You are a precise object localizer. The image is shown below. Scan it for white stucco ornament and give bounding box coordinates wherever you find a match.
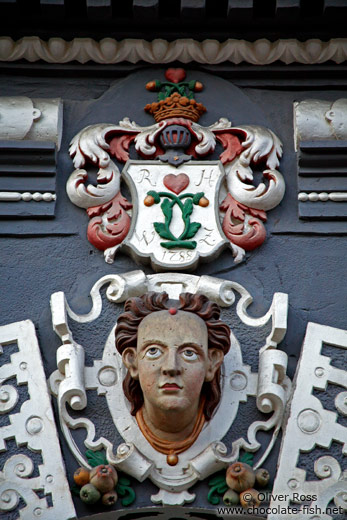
[49,270,290,506]
[66,69,285,271]
[0,320,76,520]
[269,323,347,520]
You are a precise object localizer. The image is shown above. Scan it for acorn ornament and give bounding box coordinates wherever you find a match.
[144,195,155,206]
[226,462,256,493]
[198,196,209,207]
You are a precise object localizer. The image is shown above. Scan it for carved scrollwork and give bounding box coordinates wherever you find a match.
[0,321,76,519]
[0,384,18,414]
[223,125,284,210]
[269,323,347,520]
[0,455,34,511]
[49,270,290,505]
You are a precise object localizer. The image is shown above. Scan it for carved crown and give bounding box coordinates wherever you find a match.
[145,92,206,123]
[144,69,206,123]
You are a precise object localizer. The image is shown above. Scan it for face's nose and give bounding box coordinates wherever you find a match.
[161,347,181,376]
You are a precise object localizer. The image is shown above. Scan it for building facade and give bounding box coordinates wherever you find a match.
[0,2,346,520]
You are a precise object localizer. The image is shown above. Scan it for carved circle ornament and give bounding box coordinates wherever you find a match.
[66,68,285,271]
[297,409,322,434]
[48,271,290,506]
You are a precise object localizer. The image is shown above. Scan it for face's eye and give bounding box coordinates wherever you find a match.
[182,349,198,361]
[144,346,162,359]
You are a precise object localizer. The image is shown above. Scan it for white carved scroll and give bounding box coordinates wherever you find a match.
[224,125,285,211]
[0,96,62,148]
[294,98,347,150]
[0,320,76,520]
[269,322,347,520]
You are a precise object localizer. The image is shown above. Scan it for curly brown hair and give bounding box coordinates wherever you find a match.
[115,292,231,420]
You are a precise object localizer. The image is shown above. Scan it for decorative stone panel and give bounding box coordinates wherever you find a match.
[0,320,76,520]
[269,322,347,520]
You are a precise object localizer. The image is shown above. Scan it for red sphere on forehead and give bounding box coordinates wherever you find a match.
[165,68,186,83]
[168,308,177,315]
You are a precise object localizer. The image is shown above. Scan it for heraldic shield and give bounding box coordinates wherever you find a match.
[122,160,227,270]
[66,68,285,271]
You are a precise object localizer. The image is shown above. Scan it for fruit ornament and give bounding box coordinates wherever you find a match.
[72,449,136,509]
[90,464,118,493]
[73,464,118,506]
[207,456,271,508]
[226,462,256,493]
[224,462,270,509]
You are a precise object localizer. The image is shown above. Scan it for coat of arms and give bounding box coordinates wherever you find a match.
[67,69,285,270]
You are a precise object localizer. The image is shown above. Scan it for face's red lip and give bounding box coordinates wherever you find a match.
[160,383,182,389]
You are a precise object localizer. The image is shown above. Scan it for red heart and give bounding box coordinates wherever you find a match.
[164,173,189,194]
[165,68,186,84]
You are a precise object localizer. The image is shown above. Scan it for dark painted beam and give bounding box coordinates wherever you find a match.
[40,0,65,18]
[276,0,300,21]
[0,0,347,40]
[87,0,112,20]
[227,0,253,22]
[133,0,159,20]
[181,0,206,18]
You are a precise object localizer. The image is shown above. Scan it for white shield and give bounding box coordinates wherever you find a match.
[122,160,227,270]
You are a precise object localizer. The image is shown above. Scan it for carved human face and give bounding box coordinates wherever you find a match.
[122,310,223,416]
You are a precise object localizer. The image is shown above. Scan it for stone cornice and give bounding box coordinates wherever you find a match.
[1,37,347,65]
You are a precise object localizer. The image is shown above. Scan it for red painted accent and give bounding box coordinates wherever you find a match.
[165,68,186,83]
[163,173,190,194]
[169,308,177,315]
[109,134,136,163]
[215,132,243,165]
[220,193,267,251]
[86,192,132,250]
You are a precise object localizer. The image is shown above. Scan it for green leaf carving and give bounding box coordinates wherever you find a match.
[182,198,193,220]
[154,222,173,240]
[239,452,254,466]
[161,198,173,224]
[118,476,131,486]
[207,471,228,505]
[207,482,228,505]
[116,478,136,507]
[184,221,201,239]
[208,473,227,487]
[85,449,107,467]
